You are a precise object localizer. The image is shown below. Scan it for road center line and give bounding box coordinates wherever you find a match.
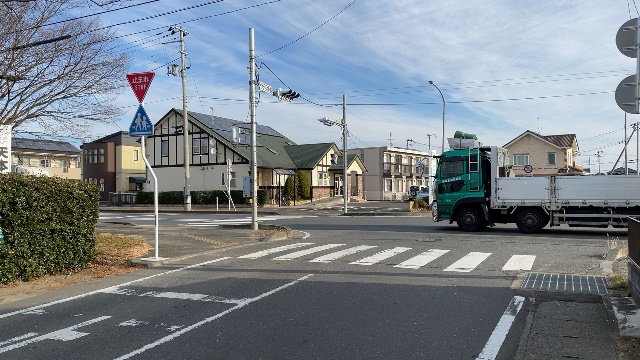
[114,274,314,360]
[0,257,233,319]
[476,296,525,360]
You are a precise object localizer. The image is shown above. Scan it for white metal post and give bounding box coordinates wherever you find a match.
[141,135,159,259]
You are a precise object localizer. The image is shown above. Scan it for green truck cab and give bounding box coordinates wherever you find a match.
[432,147,493,231]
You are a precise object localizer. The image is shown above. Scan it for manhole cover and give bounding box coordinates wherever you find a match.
[521,273,610,295]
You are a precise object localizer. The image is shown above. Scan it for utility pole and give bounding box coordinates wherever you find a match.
[342,94,348,215]
[596,151,603,174]
[249,28,258,230]
[426,134,436,154]
[165,25,191,211]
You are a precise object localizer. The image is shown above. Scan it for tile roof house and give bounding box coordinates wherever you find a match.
[143,109,366,202]
[11,138,81,179]
[503,130,583,176]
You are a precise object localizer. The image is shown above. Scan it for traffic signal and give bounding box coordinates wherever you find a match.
[273,88,300,102]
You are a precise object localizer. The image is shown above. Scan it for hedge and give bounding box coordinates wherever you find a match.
[0,174,99,284]
[135,189,270,206]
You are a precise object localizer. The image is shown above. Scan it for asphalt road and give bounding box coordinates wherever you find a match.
[0,210,619,359]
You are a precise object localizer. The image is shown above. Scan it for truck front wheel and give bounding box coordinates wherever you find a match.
[456,207,486,232]
[516,208,548,234]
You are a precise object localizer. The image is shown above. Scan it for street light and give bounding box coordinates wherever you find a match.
[429,80,446,154]
[319,95,348,214]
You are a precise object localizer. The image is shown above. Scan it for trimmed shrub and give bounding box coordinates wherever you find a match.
[0,174,99,283]
[411,199,431,211]
[296,170,310,199]
[284,176,295,199]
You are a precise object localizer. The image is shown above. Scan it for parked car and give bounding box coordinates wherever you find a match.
[408,185,429,201]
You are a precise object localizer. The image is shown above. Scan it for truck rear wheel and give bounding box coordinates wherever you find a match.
[516,208,548,234]
[456,207,486,232]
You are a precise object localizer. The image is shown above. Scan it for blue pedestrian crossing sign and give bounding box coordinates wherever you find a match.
[129,104,153,137]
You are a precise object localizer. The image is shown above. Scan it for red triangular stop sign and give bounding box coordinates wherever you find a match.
[126,72,155,103]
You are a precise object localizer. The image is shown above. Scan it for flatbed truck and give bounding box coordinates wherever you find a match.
[431,144,640,233]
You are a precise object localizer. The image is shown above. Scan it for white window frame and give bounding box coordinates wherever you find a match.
[384,179,392,192]
[161,139,169,157]
[513,154,529,166]
[548,152,556,165]
[318,171,328,186]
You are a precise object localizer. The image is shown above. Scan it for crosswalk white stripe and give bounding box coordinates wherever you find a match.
[444,252,492,272]
[394,249,450,269]
[273,244,346,261]
[351,247,412,266]
[501,255,536,271]
[309,245,377,263]
[238,243,314,259]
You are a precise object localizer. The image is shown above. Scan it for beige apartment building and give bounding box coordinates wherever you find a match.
[11,138,81,179]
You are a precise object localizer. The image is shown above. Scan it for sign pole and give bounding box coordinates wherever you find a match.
[126,71,164,261]
[140,135,160,259]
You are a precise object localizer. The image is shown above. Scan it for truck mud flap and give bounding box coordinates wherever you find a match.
[481,203,494,227]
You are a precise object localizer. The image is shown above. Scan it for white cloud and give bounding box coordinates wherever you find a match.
[69,0,640,170]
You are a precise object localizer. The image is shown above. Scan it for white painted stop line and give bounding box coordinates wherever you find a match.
[501,255,536,271]
[444,252,492,272]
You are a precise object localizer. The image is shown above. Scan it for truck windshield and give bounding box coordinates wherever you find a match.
[440,159,464,179]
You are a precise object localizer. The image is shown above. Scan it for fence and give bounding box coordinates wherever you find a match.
[628,217,640,304]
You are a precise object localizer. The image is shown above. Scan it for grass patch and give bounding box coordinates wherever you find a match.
[609,273,628,291]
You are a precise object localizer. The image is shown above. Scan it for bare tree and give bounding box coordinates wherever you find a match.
[0,0,130,137]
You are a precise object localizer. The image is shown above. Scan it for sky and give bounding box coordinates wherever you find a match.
[57,0,640,173]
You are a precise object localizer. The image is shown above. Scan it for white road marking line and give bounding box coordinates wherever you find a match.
[351,247,412,266]
[273,244,346,260]
[476,296,525,360]
[444,252,492,272]
[301,231,311,239]
[309,245,377,263]
[0,257,233,319]
[115,274,314,360]
[102,288,246,304]
[0,316,111,353]
[394,249,450,269]
[118,320,149,327]
[502,255,536,271]
[238,243,314,259]
[0,333,38,347]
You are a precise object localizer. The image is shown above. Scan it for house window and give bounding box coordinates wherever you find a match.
[548,152,556,165]
[513,154,529,166]
[99,148,104,163]
[161,139,169,157]
[192,138,208,155]
[63,160,69,173]
[230,172,236,187]
[92,149,97,163]
[318,171,328,186]
[396,178,403,192]
[40,158,50,167]
[134,150,139,161]
[384,179,392,191]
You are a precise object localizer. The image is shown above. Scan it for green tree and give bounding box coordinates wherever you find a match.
[284,176,295,199]
[296,170,310,199]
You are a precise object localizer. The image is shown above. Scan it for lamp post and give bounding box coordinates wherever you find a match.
[319,95,348,214]
[429,80,446,154]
